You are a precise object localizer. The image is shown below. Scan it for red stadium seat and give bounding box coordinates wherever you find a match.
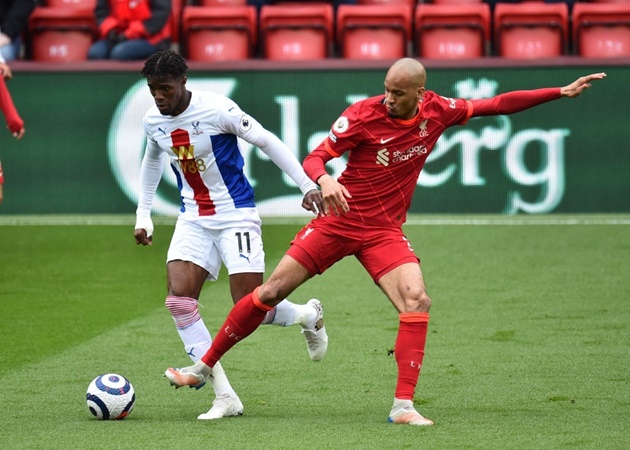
[572,2,630,57]
[28,7,96,62]
[415,3,490,59]
[198,0,247,5]
[259,4,334,60]
[494,2,569,59]
[357,0,416,6]
[44,0,96,7]
[337,4,412,59]
[430,0,483,4]
[181,6,257,61]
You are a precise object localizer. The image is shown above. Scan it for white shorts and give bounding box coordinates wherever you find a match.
[167,210,265,281]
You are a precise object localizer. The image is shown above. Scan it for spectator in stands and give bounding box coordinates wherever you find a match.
[0,0,36,61]
[88,0,172,61]
[0,53,25,205]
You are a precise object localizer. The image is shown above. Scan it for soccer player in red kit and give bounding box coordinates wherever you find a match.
[0,57,25,205]
[165,58,606,425]
[0,59,24,140]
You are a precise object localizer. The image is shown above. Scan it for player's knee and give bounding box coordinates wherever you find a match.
[406,290,431,312]
[257,281,285,306]
[165,296,201,328]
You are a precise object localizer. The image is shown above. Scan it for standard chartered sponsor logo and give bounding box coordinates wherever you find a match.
[110,78,569,215]
[393,145,428,163]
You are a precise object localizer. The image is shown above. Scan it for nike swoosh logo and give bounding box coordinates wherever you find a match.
[380,137,394,144]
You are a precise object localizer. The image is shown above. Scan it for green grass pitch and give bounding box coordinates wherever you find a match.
[0,215,628,449]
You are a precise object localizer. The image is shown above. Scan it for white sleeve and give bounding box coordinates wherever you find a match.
[248,128,318,195]
[216,99,318,195]
[136,137,165,218]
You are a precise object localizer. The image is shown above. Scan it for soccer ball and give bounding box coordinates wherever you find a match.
[86,373,135,420]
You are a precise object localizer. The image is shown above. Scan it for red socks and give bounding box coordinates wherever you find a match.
[201,287,272,367]
[394,312,430,400]
[198,290,429,402]
[0,77,23,134]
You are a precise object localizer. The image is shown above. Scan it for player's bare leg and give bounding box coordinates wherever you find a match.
[380,263,433,426]
[231,268,328,362]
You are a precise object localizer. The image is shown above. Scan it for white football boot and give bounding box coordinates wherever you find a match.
[388,399,433,426]
[197,394,244,420]
[164,360,210,389]
[299,299,328,362]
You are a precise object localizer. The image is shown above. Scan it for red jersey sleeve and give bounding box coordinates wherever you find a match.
[324,101,369,156]
[469,87,561,117]
[303,99,368,183]
[0,77,24,134]
[303,146,333,184]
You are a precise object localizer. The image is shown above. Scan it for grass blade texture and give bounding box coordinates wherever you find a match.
[0,216,628,449]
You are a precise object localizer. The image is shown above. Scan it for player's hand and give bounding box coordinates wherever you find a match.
[301,189,325,216]
[561,73,606,98]
[134,228,152,246]
[318,174,351,216]
[134,216,154,246]
[12,126,25,140]
[0,62,12,80]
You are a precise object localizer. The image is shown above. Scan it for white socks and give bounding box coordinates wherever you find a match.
[265,299,317,327]
[176,317,237,398]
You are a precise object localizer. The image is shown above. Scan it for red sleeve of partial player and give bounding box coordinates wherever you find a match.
[0,77,24,133]
[303,145,335,184]
[470,87,561,117]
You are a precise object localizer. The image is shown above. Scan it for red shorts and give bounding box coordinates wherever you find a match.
[286,214,419,283]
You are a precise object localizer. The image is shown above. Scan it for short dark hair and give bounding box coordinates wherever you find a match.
[141,50,188,80]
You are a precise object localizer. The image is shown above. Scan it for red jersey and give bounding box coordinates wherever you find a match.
[304,88,560,228]
[308,92,470,228]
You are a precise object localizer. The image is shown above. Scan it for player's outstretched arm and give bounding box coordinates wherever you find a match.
[561,73,606,98]
[0,76,24,139]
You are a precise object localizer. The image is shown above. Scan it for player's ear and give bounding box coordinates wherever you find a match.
[417,87,425,101]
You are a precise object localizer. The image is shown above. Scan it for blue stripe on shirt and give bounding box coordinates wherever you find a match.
[170,162,186,213]
[211,134,255,208]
